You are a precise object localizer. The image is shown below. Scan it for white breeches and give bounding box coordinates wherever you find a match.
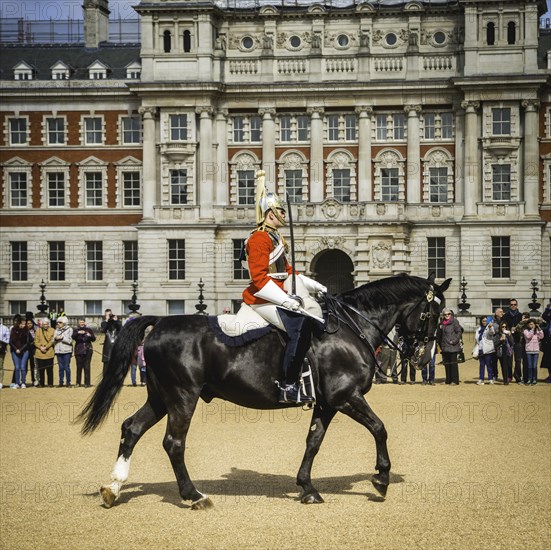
[250,277,323,332]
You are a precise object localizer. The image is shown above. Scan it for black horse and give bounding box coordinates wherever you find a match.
[79,273,450,509]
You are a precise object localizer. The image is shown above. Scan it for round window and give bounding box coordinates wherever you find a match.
[336,34,349,47]
[241,36,254,50]
[289,35,301,48]
[385,33,397,46]
[433,31,446,45]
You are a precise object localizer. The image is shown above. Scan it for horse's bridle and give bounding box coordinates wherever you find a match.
[324,286,441,373]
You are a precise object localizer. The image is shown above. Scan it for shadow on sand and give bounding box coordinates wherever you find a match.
[88,468,406,508]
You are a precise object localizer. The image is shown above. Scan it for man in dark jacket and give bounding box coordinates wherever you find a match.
[502,299,523,383]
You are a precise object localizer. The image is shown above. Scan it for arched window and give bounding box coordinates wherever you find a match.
[507,21,516,45]
[163,30,172,53]
[183,30,191,53]
[486,22,495,46]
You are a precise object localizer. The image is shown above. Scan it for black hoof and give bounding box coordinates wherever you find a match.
[301,492,324,504]
[372,478,388,498]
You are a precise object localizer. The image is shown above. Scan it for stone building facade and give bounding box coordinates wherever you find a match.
[0,0,550,318]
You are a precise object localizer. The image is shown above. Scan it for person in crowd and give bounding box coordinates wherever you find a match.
[54,316,73,387]
[375,326,399,384]
[0,318,10,389]
[9,317,30,388]
[524,319,543,385]
[130,343,146,387]
[496,322,514,385]
[421,347,436,385]
[436,309,462,385]
[25,317,38,387]
[72,318,96,388]
[515,312,532,384]
[488,308,504,382]
[476,316,494,385]
[399,358,417,384]
[34,318,55,387]
[541,304,551,383]
[503,299,523,383]
[101,309,122,376]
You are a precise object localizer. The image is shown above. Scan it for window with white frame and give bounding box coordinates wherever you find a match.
[9,118,28,145]
[121,116,141,144]
[374,113,406,141]
[285,170,303,203]
[122,172,141,206]
[237,170,255,205]
[232,116,245,143]
[170,169,188,205]
[85,172,103,207]
[46,117,65,145]
[9,172,28,207]
[86,241,103,281]
[51,61,70,80]
[170,114,188,141]
[344,114,357,141]
[123,241,138,281]
[14,62,33,80]
[83,117,103,145]
[492,108,511,135]
[381,168,399,201]
[49,241,65,281]
[326,114,358,142]
[327,115,340,141]
[427,237,446,279]
[10,301,27,315]
[47,172,66,207]
[492,164,511,201]
[491,236,510,278]
[326,151,356,202]
[423,113,436,139]
[441,112,454,139]
[88,61,108,79]
[168,239,185,280]
[297,115,309,142]
[11,242,28,281]
[428,167,448,203]
[233,239,249,280]
[422,112,454,140]
[250,116,262,142]
[278,152,307,204]
[125,61,141,79]
[85,301,103,315]
[280,115,292,142]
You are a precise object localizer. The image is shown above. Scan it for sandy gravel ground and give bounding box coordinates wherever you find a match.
[0,349,549,550]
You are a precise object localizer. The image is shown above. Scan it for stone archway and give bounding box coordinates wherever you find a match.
[311,249,354,295]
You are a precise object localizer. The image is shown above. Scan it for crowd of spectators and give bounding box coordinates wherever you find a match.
[0,309,144,389]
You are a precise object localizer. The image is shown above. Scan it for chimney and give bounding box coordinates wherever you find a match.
[83,0,110,48]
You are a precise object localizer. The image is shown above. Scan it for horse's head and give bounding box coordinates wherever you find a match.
[398,274,451,369]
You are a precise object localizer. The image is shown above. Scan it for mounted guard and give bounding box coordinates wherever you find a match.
[241,170,326,404]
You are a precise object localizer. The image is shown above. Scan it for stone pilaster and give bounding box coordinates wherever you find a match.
[461,101,480,217]
[355,106,373,202]
[404,104,422,204]
[196,106,214,219]
[308,106,325,203]
[138,106,157,221]
[522,99,540,217]
[215,109,228,205]
[259,107,276,188]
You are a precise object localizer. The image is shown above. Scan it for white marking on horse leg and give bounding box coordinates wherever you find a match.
[104,455,132,500]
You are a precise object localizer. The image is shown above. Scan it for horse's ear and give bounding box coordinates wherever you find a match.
[438,278,452,294]
[427,271,436,284]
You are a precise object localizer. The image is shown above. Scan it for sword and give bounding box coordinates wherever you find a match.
[286,192,303,307]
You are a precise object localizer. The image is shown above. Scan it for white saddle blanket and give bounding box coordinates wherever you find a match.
[217,303,270,337]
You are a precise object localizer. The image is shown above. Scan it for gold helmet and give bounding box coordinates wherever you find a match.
[255,170,286,225]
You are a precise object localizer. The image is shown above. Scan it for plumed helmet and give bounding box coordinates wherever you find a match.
[255,170,286,225]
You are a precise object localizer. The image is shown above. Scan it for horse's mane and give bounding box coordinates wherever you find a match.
[338,274,429,310]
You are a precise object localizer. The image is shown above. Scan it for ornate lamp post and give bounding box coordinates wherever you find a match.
[195,278,207,315]
[528,278,541,315]
[36,279,49,317]
[128,280,141,314]
[457,276,470,315]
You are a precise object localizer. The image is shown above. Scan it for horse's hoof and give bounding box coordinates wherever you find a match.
[99,485,117,508]
[301,492,324,504]
[191,496,214,510]
[371,479,388,498]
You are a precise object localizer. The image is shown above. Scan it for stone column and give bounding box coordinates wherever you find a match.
[453,103,464,205]
[196,106,214,219]
[138,106,157,222]
[355,106,373,202]
[461,101,480,217]
[404,104,422,204]
[215,109,228,205]
[308,107,325,203]
[522,99,540,217]
[259,108,276,188]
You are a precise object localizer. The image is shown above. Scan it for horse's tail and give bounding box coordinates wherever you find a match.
[78,315,160,435]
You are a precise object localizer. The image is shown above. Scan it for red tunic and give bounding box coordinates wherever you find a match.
[242,229,293,305]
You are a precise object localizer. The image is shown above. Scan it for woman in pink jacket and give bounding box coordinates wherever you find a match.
[523,320,544,385]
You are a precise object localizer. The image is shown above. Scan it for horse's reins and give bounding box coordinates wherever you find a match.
[323,288,440,378]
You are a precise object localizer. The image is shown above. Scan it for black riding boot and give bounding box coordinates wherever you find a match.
[277,310,315,404]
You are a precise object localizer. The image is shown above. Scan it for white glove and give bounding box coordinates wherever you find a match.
[281,299,301,311]
[298,274,327,294]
